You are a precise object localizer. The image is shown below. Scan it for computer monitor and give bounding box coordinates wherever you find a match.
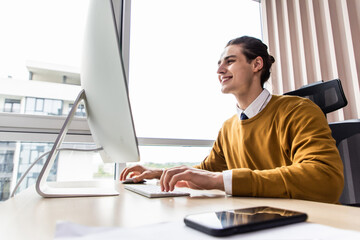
[35,0,139,198]
[81,0,139,165]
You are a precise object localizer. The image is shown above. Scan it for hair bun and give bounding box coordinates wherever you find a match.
[269,55,275,63]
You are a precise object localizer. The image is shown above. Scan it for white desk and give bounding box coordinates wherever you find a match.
[1,181,360,240]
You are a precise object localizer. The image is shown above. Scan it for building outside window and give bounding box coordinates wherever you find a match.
[0,142,15,201]
[16,142,57,194]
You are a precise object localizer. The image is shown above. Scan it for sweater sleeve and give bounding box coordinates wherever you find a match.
[231,100,344,203]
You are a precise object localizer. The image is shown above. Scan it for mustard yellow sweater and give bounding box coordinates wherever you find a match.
[196,95,344,203]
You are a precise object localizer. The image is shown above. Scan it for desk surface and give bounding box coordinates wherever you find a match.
[1,181,360,240]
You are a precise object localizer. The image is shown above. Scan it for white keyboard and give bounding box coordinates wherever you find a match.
[124,184,190,198]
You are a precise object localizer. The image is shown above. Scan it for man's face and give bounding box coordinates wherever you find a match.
[217,45,255,97]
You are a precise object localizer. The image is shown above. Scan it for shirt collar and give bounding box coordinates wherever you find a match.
[237,89,271,120]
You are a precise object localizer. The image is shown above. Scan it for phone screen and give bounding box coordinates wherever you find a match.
[184,206,307,236]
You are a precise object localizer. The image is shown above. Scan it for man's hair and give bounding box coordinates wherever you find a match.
[226,36,275,87]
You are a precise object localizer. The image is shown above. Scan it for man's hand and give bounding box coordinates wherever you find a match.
[159,166,224,192]
[119,165,163,183]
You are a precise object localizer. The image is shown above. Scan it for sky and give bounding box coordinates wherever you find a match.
[0,0,89,79]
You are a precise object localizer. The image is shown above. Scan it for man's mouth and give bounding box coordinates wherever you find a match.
[221,76,232,84]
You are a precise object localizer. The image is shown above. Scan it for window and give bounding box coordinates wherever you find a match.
[128,0,262,167]
[25,97,63,115]
[0,0,262,199]
[3,99,21,113]
[69,103,86,117]
[129,0,262,140]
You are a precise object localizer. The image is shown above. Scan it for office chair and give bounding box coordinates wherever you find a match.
[329,120,360,207]
[284,79,348,116]
[285,79,360,206]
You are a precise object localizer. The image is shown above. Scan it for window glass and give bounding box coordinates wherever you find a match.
[129,0,262,140]
[3,103,12,112]
[11,102,21,113]
[43,99,53,114]
[35,98,44,112]
[25,97,36,112]
[0,142,16,201]
[0,0,262,199]
[43,99,63,115]
[69,103,87,117]
[53,100,63,115]
[127,145,211,169]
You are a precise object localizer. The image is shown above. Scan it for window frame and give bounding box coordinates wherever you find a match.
[3,99,21,113]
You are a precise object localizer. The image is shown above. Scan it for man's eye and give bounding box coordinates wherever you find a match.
[227,59,235,64]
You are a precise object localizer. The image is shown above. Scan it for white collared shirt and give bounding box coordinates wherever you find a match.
[236,88,272,120]
[223,89,272,195]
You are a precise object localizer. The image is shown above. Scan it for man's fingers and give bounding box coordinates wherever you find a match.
[119,165,145,181]
[168,170,193,191]
[161,166,190,191]
[119,167,130,181]
[132,170,157,182]
[169,169,220,191]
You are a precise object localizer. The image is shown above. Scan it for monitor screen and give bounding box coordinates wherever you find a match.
[81,0,139,164]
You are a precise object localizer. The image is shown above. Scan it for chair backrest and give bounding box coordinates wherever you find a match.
[329,120,360,206]
[284,79,348,116]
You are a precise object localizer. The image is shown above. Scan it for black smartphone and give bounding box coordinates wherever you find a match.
[184,206,307,237]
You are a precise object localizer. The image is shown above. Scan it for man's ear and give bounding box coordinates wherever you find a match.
[252,56,263,73]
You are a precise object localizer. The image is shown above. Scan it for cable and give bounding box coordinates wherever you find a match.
[10,151,50,198]
[56,147,103,152]
[10,146,104,198]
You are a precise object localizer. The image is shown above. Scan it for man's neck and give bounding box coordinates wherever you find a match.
[235,86,263,110]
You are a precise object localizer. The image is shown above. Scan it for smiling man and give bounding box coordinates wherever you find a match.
[120,36,344,204]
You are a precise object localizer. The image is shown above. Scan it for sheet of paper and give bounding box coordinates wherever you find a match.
[54,221,360,240]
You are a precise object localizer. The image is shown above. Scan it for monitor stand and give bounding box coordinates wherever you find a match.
[35,90,119,198]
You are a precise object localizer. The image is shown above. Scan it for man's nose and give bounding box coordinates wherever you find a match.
[217,64,226,75]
